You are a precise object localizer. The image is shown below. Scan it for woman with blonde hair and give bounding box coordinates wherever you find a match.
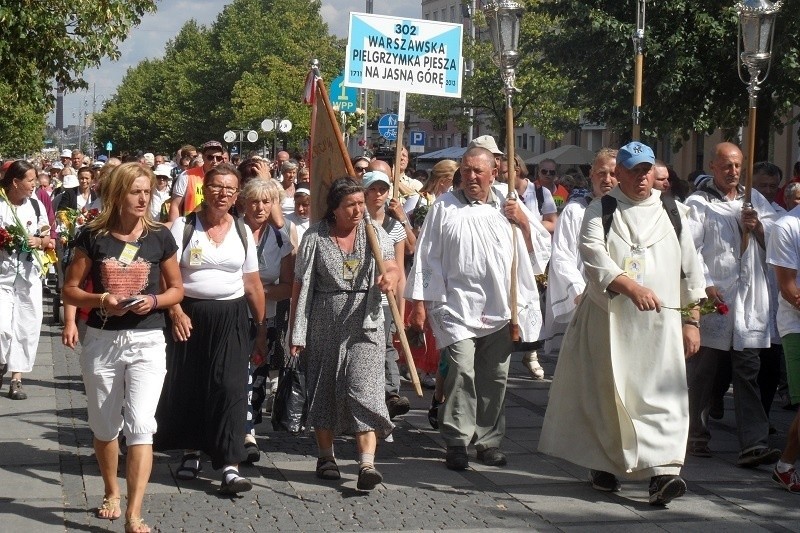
[63,162,184,533]
[411,159,457,228]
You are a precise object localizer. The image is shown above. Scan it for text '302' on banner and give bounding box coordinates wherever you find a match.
[344,13,463,98]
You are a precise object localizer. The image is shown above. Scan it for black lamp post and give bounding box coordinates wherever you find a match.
[483,0,524,340]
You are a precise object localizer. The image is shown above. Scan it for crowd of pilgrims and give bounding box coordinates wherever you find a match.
[1,134,800,531]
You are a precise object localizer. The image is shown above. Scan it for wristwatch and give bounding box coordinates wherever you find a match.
[683,319,700,328]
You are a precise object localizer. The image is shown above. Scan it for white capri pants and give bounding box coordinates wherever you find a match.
[0,277,43,373]
[80,327,167,446]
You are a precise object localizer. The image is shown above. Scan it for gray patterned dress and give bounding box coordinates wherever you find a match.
[294,219,394,437]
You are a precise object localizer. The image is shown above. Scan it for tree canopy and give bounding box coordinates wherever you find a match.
[0,0,157,154]
[533,0,800,152]
[94,0,344,155]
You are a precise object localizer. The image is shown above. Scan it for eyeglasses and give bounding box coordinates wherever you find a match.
[205,154,224,162]
[354,166,368,172]
[540,169,557,176]
[206,184,238,195]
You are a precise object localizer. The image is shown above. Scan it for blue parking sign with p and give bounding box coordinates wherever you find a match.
[409,131,426,152]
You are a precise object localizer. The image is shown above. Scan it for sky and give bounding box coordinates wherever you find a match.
[54,0,420,126]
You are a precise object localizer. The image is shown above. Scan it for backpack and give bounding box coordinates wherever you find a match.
[693,180,726,202]
[535,184,545,213]
[600,194,685,278]
[182,211,249,253]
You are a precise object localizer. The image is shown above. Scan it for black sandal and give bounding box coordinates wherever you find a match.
[315,456,341,480]
[175,453,202,480]
[428,396,442,429]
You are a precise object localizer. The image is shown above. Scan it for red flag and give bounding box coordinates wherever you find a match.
[302,69,317,106]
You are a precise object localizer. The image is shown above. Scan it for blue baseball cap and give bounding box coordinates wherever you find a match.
[617,142,655,169]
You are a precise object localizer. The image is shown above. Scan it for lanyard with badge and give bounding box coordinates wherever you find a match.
[118,241,141,266]
[623,244,646,285]
[189,238,203,266]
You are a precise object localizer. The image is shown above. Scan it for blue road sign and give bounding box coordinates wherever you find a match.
[377,113,398,141]
[330,74,359,113]
[409,130,426,153]
[105,141,113,151]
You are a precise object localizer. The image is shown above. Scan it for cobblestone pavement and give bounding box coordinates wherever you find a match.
[2,309,800,532]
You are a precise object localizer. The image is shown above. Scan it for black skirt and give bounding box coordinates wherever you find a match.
[154,296,252,469]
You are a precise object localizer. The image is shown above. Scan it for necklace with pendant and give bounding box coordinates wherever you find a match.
[334,229,360,283]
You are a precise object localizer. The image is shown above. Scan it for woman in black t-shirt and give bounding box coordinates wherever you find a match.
[63,163,183,533]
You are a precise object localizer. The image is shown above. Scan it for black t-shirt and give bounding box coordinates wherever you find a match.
[74,225,178,330]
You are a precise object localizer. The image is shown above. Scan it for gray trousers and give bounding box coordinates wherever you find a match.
[687,346,769,453]
[383,304,400,397]
[439,324,513,450]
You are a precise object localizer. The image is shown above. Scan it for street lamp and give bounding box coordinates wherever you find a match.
[483,0,523,341]
[736,0,781,251]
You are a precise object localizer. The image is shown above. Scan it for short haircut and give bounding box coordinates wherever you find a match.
[204,163,241,187]
[753,161,783,182]
[240,175,284,204]
[462,146,496,168]
[591,148,617,173]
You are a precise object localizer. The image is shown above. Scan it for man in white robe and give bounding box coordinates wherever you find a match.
[539,141,706,506]
[684,142,780,467]
[543,148,617,355]
[406,146,542,471]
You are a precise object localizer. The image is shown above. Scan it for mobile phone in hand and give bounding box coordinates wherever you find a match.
[120,296,144,309]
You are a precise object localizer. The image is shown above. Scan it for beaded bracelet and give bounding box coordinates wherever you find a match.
[99,292,110,311]
[149,294,158,312]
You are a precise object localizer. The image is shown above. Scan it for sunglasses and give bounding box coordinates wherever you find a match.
[205,154,224,162]
[540,169,557,176]
[354,166,369,172]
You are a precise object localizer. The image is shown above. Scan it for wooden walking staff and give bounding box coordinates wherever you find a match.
[504,97,520,342]
[363,210,423,398]
[741,104,757,255]
[392,91,407,200]
[631,0,646,141]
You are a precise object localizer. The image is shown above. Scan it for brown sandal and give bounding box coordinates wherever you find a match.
[96,496,121,520]
[125,517,151,533]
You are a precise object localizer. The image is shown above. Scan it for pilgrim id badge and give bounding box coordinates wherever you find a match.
[343,258,360,280]
[118,242,140,266]
[189,247,203,266]
[623,245,645,284]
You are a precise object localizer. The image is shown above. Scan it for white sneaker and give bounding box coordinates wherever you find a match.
[522,351,545,380]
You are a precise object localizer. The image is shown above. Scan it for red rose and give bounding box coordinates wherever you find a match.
[716,303,729,315]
